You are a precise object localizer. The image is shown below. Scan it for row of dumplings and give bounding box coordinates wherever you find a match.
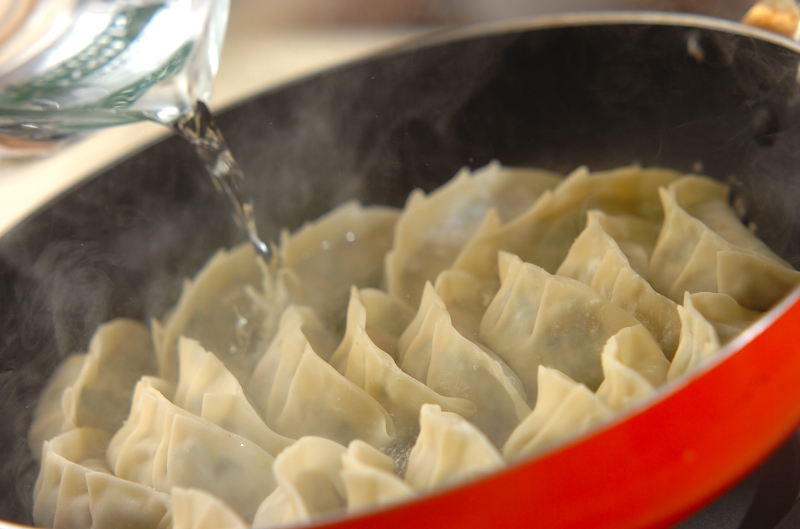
[29,162,800,529]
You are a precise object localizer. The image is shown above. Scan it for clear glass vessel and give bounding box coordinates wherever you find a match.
[0,0,229,142]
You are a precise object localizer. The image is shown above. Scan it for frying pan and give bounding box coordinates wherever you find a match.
[3,11,800,529]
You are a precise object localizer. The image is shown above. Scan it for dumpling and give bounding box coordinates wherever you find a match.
[433,268,498,343]
[29,354,87,460]
[649,177,800,310]
[248,308,396,448]
[396,282,452,382]
[331,287,476,439]
[33,430,172,529]
[252,436,347,527]
[173,337,241,415]
[341,440,414,512]
[480,252,642,397]
[105,377,173,473]
[108,382,277,521]
[60,319,155,434]
[171,487,247,529]
[162,412,276,521]
[454,165,681,280]
[503,366,612,460]
[85,473,172,529]
[595,346,658,413]
[171,337,293,456]
[426,319,530,447]
[405,404,503,491]
[590,210,662,279]
[689,291,763,344]
[598,325,669,389]
[154,243,266,383]
[667,294,722,381]
[386,162,560,307]
[358,288,416,361]
[556,213,680,358]
[276,200,399,325]
[200,392,293,457]
[36,429,170,529]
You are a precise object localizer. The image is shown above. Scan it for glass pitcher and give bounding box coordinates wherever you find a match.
[0,0,229,147]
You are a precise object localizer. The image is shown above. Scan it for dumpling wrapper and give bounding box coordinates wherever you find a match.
[29,354,87,460]
[341,440,414,512]
[61,319,156,434]
[358,288,415,361]
[434,268,498,343]
[154,243,266,383]
[277,200,399,326]
[108,383,277,521]
[249,309,396,448]
[649,177,800,310]
[595,352,657,412]
[557,212,680,358]
[480,252,642,398]
[396,282,452,383]
[426,319,530,447]
[34,428,171,529]
[405,404,503,491]
[454,165,681,280]
[331,287,476,439]
[667,293,722,381]
[503,366,612,460]
[386,161,560,307]
[170,336,293,456]
[253,436,347,527]
[171,487,247,529]
[689,291,763,344]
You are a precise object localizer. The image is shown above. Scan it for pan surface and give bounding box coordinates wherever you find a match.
[3,11,800,529]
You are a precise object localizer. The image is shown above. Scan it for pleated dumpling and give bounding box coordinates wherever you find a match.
[252,436,347,527]
[591,210,662,278]
[667,294,722,381]
[276,200,399,325]
[396,282,452,383]
[107,382,277,521]
[34,428,173,529]
[154,243,266,383]
[171,487,247,529]
[405,404,503,491]
[84,472,173,529]
[434,268,498,343]
[172,337,293,456]
[480,252,642,397]
[649,176,800,310]
[358,288,415,361]
[594,325,668,411]
[33,429,108,529]
[341,440,414,512]
[503,366,612,460]
[556,213,681,358]
[689,292,763,344]
[454,165,681,280]
[248,306,396,448]
[330,287,476,439]
[386,161,560,307]
[29,354,87,460]
[60,319,156,435]
[599,324,669,389]
[426,319,530,447]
